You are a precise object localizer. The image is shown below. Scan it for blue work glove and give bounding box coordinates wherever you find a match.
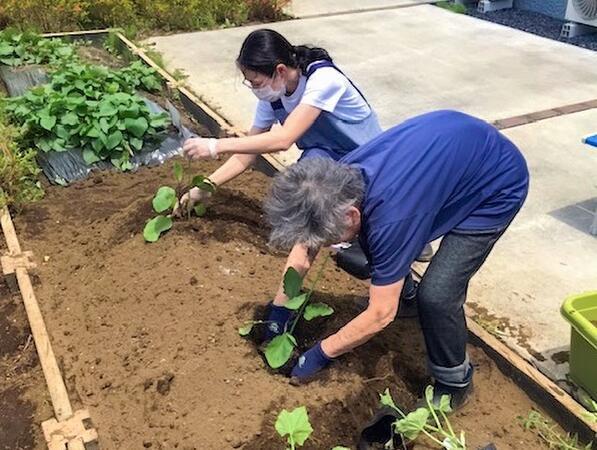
[265,302,294,340]
[290,342,333,381]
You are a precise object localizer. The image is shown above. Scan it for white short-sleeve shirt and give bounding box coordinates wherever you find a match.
[252,61,371,130]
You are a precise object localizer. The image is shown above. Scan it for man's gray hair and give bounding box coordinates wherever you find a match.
[264,158,365,250]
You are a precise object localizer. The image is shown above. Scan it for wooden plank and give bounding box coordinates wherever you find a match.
[1,207,73,421]
[42,29,111,38]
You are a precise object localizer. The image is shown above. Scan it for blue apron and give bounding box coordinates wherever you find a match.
[270,61,382,161]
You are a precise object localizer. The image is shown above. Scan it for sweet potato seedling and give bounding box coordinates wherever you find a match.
[380,386,467,449]
[143,161,214,242]
[238,255,334,369]
[275,406,350,450]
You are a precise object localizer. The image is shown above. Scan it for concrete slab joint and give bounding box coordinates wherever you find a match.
[42,409,98,450]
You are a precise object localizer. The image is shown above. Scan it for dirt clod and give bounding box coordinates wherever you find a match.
[157,373,175,395]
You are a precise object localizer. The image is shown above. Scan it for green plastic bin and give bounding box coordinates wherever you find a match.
[561,291,597,400]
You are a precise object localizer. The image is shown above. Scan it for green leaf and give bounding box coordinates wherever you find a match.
[238,322,254,336]
[394,408,429,441]
[283,267,302,299]
[303,303,334,321]
[275,406,313,448]
[193,203,207,217]
[284,293,308,311]
[105,130,124,151]
[191,175,215,193]
[130,137,143,151]
[124,116,148,138]
[86,126,101,138]
[264,333,296,369]
[143,215,173,243]
[380,388,398,411]
[149,114,169,129]
[152,186,177,213]
[173,161,183,183]
[438,394,452,414]
[40,115,56,131]
[61,113,79,126]
[98,102,118,117]
[82,149,101,165]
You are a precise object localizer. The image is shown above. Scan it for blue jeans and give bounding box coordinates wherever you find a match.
[417,225,510,387]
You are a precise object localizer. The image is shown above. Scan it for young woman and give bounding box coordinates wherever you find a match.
[179,28,382,211]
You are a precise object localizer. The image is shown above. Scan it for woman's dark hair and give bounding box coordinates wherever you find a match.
[237,29,332,76]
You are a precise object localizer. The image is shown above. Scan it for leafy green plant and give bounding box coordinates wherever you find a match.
[519,410,592,450]
[0,110,43,210]
[275,406,313,450]
[143,161,214,242]
[380,386,467,449]
[0,29,77,67]
[238,255,333,369]
[2,61,167,170]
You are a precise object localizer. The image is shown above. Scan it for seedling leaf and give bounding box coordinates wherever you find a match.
[194,203,207,217]
[380,388,398,411]
[82,149,101,165]
[265,333,296,369]
[303,302,334,321]
[40,115,56,131]
[275,406,313,448]
[394,408,429,441]
[173,161,184,183]
[438,394,453,414]
[152,186,177,213]
[331,447,351,450]
[284,293,308,311]
[125,116,149,138]
[238,323,254,336]
[191,175,216,193]
[143,215,172,242]
[283,267,302,299]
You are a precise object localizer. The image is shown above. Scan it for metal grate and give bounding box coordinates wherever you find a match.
[573,0,597,20]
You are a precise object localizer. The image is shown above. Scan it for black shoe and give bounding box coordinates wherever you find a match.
[358,406,409,450]
[415,243,434,263]
[415,378,474,413]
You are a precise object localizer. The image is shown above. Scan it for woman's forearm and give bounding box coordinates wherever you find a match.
[208,153,257,186]
[217,127,293,155]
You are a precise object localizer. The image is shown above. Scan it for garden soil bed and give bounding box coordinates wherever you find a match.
[10,158,552,450]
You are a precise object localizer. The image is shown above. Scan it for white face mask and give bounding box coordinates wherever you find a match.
[251,76,285,102]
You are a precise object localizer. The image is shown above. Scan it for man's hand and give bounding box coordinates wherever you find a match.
[264,303,295,341]
[173,187,212,218]
[183,137,218,160]
[290,342,333,382]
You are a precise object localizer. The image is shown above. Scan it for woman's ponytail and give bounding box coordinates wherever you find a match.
[293,45,333,73]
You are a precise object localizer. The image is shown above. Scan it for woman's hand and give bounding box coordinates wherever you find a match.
[173,187,212,218]
[183,137,219,160]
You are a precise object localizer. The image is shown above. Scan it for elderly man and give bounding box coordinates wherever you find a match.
[263,110,529,409]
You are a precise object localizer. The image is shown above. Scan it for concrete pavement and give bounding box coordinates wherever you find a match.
[146,3,597,384]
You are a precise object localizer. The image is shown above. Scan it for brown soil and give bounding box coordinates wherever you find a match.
[0,242,53,450]
[10,158,553,450]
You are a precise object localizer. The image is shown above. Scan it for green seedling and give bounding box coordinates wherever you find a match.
[238,255,334,369]
[380,386,467,449]
[519,410,592,450]
[275,406,313,450]
[143,161,213,242]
